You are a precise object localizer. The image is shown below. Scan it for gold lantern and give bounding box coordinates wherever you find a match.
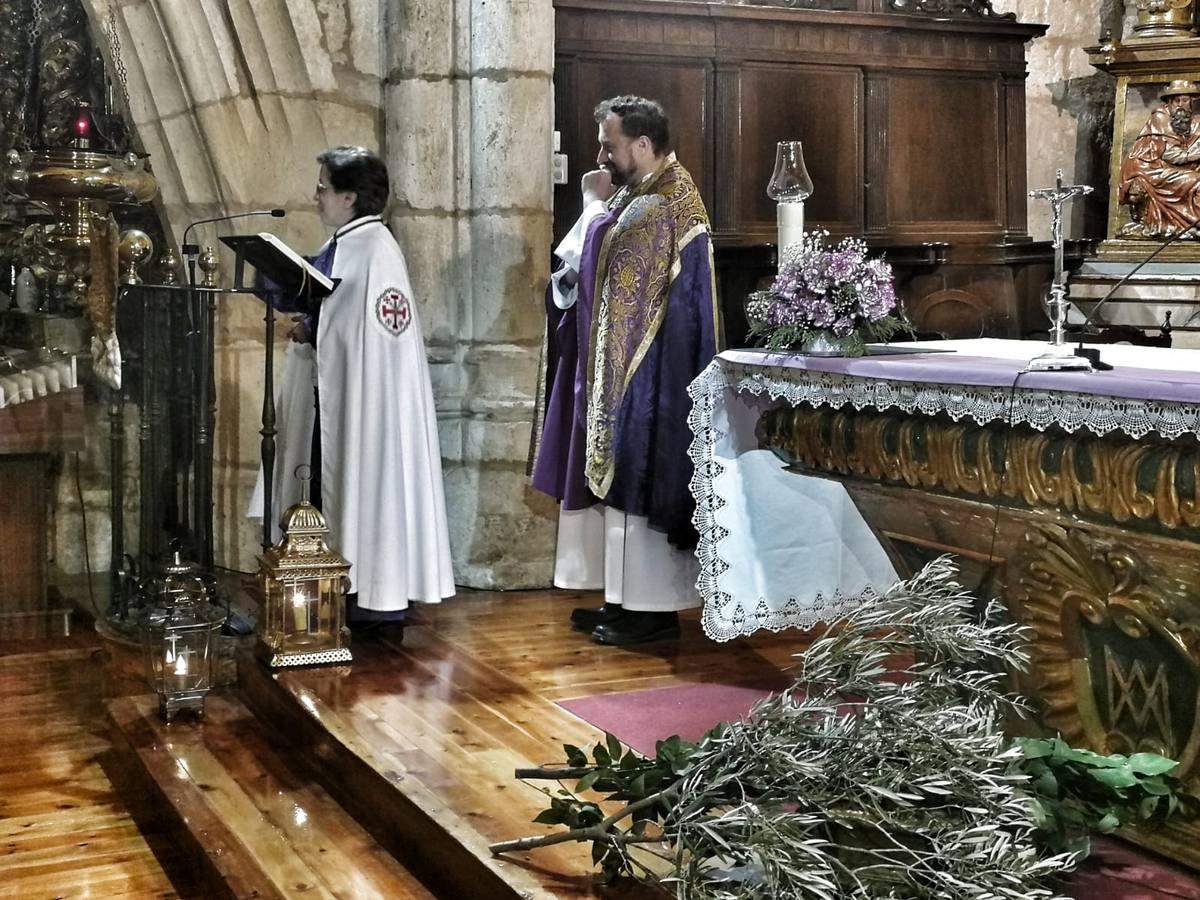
[258,471,352,667]
[142,551,225,721]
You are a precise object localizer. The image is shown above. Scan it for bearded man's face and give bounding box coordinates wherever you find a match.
[1169,96,1194,136]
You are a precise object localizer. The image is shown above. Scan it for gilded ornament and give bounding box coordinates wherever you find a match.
[760,406,1200,539]
[156,248,180,285]
[1133,0,1196,38]
[1010,525,1200,783]
[117,228,152,286]
[37,0,94,148]
[888,0,1014,19]
[197,245,220,288]
[0,0,31,152]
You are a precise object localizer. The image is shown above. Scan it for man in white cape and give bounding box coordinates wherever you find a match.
[251,146,455,630]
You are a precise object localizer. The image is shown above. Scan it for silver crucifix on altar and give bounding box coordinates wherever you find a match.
[1026,170,1094,372]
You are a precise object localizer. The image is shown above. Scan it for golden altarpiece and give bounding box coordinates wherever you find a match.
[0,0,225,655]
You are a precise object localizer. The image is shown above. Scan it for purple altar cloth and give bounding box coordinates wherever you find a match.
[720,347,1200,406]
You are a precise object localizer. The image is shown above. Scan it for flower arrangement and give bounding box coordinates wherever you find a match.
[746,230,906,355]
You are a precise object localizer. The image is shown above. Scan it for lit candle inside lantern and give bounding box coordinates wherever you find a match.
[172,647,191,693]
[291,587,309,633]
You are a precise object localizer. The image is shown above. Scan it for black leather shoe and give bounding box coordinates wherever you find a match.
[571,602,623,633]
[591,611,680,646]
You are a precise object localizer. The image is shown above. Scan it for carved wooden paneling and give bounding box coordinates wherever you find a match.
[712,15,1030,71]
[556,6,715,56]
[553,0,1051,338]
[1004,74,1030,238]
[0,456,48,617]
[880,73,1003,234]
[725,63,863,240]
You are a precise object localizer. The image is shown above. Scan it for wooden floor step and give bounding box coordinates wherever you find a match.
[107,693,437,900]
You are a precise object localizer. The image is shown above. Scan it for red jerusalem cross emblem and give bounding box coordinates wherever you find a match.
[375,287,412,336]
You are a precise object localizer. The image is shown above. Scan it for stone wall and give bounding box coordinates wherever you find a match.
[77,0,384,576]
[994,0,1126,241]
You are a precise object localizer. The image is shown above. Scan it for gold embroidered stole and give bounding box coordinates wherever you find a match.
[584,157,710,498]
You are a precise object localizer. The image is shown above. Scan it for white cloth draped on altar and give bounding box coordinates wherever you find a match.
[688,338,1200,642]
[688,361,897,643]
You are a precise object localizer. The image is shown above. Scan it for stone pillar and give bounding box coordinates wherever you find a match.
[386,0,556,588]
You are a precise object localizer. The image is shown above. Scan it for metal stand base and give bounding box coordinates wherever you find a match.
[1024,344,1094,372]
[259,642,354,668]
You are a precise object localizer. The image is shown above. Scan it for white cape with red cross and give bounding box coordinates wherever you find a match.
[316,216,455,608]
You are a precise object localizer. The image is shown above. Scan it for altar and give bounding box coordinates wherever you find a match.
[689,337,1200,863]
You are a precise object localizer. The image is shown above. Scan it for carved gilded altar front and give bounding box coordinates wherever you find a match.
[760,406,1200,538]
[761,403,1200,865]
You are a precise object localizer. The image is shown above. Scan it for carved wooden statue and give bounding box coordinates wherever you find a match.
[1118,80,1200,240]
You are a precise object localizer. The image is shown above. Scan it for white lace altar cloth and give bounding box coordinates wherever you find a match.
[687,339,1200,642]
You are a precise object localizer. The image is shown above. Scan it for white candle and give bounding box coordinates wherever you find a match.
[13,372,33,402]
[28,367,47,397]
[291,588,309,633]
[172,647,191,693]
[777,202,805,259]
[0,375,19,406]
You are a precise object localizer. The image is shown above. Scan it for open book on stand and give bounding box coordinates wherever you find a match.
[221,233,337,298]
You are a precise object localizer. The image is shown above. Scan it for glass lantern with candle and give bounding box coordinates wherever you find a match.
[141,551,225,721]
[767,141,814,259]
[257,469,353,667]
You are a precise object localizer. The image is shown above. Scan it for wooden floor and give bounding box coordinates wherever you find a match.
[0,588,810,898]
[237,588,810,898]
[0,641,187,899]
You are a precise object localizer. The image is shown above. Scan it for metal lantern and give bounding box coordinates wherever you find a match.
[142,551,225,721]
[257,470,352,667]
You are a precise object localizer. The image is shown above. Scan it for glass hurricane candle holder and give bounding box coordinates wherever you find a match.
[767,141,814,257]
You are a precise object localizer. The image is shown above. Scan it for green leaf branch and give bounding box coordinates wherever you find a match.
[490,558,1189,898]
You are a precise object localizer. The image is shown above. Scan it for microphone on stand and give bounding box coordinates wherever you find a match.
[181,208,286,258]
[1072,217,1200,370]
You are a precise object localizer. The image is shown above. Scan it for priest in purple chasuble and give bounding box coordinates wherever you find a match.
[251,146,455,632]
[531,96,720,646]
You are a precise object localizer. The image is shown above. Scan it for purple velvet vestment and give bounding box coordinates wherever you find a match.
[531,159,719,549]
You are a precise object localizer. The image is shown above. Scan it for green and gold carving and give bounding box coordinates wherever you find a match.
[760,406,1200,539]
[1010,524,1200,784]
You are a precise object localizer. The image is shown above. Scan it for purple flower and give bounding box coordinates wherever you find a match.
[758,230,897,339]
